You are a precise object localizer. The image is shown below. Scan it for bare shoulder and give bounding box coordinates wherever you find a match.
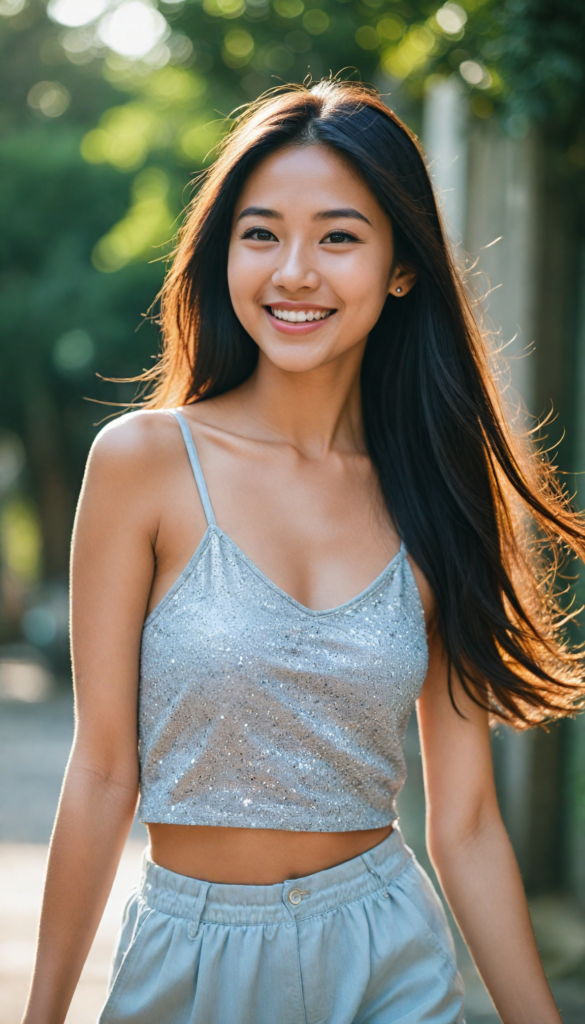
[79,410,184,517]
[89,409,180,469]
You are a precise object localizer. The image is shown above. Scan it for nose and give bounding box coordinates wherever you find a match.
[271,240,320,293]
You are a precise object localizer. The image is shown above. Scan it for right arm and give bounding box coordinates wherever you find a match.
[22,414,163,1024]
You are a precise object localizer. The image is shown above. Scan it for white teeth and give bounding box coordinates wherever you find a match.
[270,308,331,322]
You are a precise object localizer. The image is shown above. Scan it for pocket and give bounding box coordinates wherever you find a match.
[98,900,155,1023]
[392,858,458,967]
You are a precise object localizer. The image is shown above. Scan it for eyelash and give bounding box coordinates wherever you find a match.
[240,227,361,244]
[240,227,277,242]
[322,230,360,244]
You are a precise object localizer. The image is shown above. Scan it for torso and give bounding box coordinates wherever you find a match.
[147,405,402,618]
[141,400,431,884]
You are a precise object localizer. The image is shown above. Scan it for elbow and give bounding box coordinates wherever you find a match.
[426,824,451,873]
[426,796,501,871]
[68,748,139,807]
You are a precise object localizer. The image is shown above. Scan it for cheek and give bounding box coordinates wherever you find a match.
[226,247,247,310]
[227,247,266,313]
[334,250,391,319]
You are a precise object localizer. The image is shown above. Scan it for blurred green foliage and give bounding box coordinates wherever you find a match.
[0,0,584,597]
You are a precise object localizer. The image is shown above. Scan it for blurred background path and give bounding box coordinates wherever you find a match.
[0,689,147,1024]
[2,687,585,1024]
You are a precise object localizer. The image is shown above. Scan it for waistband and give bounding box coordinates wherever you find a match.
[138,826,413,928]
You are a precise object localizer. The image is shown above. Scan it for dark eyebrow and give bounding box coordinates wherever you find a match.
[236,205,371,226]
[236,206,282,221]
[314,208,372,226]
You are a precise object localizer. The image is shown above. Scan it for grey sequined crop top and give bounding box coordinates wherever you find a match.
[138,410,428,832]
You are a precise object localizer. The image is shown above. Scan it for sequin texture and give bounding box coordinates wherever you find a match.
[138,522,428,832]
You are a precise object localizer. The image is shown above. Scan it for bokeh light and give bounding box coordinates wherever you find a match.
[92,166,173,272]
[459,60,492,89]
[47,0,109,28]
[0,500,41,584]
[0,0,28,15]
[27,81,71,117]
[435,2,467,37]
[97,1,170,59]
[53,330,95,374]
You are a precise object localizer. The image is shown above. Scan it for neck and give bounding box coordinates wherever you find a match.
[237,341,367,459]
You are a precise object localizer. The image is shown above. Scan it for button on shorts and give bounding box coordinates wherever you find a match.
[98,827,465,1023]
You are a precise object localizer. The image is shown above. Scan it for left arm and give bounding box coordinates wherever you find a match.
[417,627,561,1024]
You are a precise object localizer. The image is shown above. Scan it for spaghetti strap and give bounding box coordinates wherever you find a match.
[172,410,216,527]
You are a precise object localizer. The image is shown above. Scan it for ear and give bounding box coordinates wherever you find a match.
[388,264,417,297]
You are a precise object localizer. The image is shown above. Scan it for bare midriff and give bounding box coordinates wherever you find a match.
[147,823,394,885]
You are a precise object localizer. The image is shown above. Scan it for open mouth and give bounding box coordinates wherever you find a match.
[267,306,335,323]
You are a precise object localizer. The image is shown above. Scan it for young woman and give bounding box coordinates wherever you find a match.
[23,80,585,1024]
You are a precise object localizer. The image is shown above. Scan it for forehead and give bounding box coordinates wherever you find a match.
[234,144,382,218]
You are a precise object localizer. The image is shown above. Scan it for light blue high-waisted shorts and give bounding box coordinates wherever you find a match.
[99,827,465,1023]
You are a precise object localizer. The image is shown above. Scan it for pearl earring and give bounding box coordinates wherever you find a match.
[395,287,402,294]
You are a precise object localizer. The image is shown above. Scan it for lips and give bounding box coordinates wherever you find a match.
[267,306,335,323]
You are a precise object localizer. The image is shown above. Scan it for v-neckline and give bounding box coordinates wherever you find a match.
[144,525,406,628]
[213,525,405,617]
[169,408,406,617]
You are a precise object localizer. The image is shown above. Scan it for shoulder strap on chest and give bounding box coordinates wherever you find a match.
[172,410,216,527]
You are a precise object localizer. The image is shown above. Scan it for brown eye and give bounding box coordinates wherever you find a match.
[241,227,278,242]
[322,230,359,244]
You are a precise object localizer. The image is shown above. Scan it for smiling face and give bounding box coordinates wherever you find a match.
[227,144,415,375]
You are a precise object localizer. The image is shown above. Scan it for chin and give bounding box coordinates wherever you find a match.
[259,343,338,374]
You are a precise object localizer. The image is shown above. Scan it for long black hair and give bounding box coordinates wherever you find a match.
[142,79,585,727]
